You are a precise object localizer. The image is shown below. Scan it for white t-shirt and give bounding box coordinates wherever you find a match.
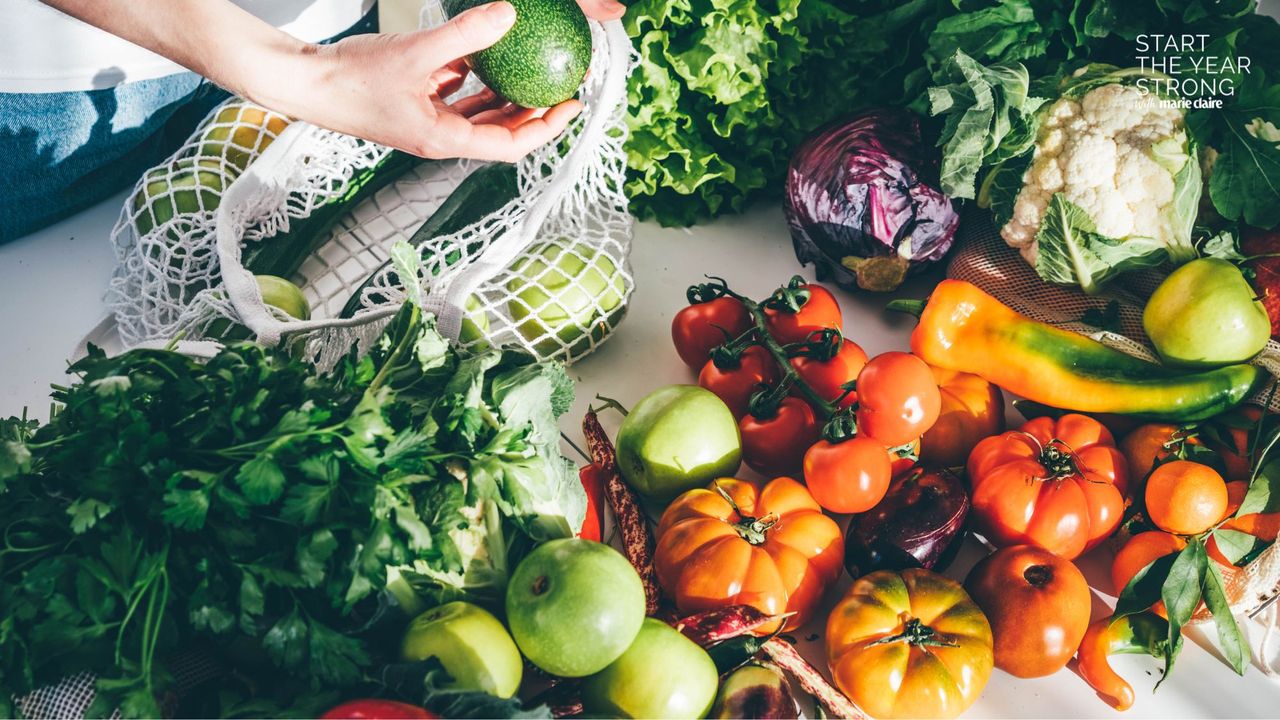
[1,0,375,94]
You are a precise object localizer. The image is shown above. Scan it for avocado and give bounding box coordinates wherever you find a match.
[444,0,591,108]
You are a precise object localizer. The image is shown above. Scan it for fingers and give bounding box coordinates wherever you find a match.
[419,1,517,69]
[576,0,626,21]
[444,99,583,162]
[448,88,506,118]
[429,60,471,98]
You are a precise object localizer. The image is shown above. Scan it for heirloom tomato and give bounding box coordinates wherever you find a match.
[789,340,868,408]
[672,296,753,369]
[919,366,1003,467]
[826,568,993,719]
[654,477,843,633]
[740,397,821,477]
[764,282,842,345]
[803,437,892,514]
[967,414,1128,559]
[855,352,942,447]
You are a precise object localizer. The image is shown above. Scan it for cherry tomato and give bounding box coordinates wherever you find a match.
[764,283,842,345]
[790,340,868,409]
[803,437,892,514]
[855,352,942,447]
[320,700,439,719]
[740,397,822,476]
[672,297,753,369]
[698,345,780,418]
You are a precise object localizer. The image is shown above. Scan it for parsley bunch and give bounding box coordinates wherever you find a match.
[0,304,582,718]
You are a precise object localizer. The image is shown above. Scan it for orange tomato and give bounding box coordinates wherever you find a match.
[855,352,942,447]
[1111,531,1185,617]
[1119,423,1199,484]
[1207,405,1263,482]
[1144,460,1228,536]
[965,545,1091,678]
[654,477,844,633]
[920,366,1004,467]
[827,568,993,719]
[967,414,1129,559]
[803,437,892,514]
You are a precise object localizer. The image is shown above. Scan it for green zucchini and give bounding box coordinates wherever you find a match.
[339,162,521,318]
[243,150,422,278]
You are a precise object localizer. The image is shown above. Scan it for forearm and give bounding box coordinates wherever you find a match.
[41,0,314,112]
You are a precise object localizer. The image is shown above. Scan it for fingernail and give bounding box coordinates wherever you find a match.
[485,1,516,28]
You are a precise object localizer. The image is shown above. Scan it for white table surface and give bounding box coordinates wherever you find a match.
[4,190,1278,718]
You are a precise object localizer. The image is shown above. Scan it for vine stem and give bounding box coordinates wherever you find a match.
[737,295,839,420]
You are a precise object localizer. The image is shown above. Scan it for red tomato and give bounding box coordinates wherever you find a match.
[671,297,753,369]
[790,340,869,409]
[967,414,1128,559]
[740,397,822,476]
[764,283,842,345]
[855,352,942,447]
[698,345,780,418]
[320,700,439,719]
[803,437,892,514]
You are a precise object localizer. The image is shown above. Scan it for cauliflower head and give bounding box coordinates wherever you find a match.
[987,66,1202,293]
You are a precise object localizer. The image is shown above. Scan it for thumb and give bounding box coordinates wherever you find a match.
[420,1,517,69]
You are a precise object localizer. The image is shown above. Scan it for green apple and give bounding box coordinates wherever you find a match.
[506,241,626,357]
[505,538,644,677]
[1144,258,1270,367]
[132,157,234,238]
[400,601,523,699]
[206,275,310,342]
[458,294,491,350]
[255,274,311,321]
[581,618,719,720]
[615,385,742,502]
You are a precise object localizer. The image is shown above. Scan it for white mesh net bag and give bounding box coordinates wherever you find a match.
[24,10,635,720]
[104,7,635,370]
[949,213,1280,669]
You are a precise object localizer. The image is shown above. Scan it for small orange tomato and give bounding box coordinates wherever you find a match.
[964,545,1091,678]
[654,477,843,633]
[920,366,1004,467]
[967,414,1128,559]
[855,352,942,447]
[827,568,993,719]
[803,437,892,514]
[1118,423,1199,484]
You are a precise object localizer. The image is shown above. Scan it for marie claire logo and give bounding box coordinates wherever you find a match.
[1134,33,1251,109]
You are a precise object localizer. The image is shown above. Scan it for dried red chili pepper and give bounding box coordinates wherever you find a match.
[763,638,866,719]
[583,409,660,614]
[672,605,775,647]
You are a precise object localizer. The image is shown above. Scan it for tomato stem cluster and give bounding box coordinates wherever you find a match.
[689,276,847,430]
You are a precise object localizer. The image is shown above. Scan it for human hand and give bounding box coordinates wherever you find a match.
[262,0,625,162]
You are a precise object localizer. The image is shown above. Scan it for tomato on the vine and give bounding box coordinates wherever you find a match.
[672,296,753,369]
[698,345,779,418]
[764,283,842,345]
[855,352,942,447]
[803,437,891,514]
[790,340,868,409]
[740,397,821,476]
